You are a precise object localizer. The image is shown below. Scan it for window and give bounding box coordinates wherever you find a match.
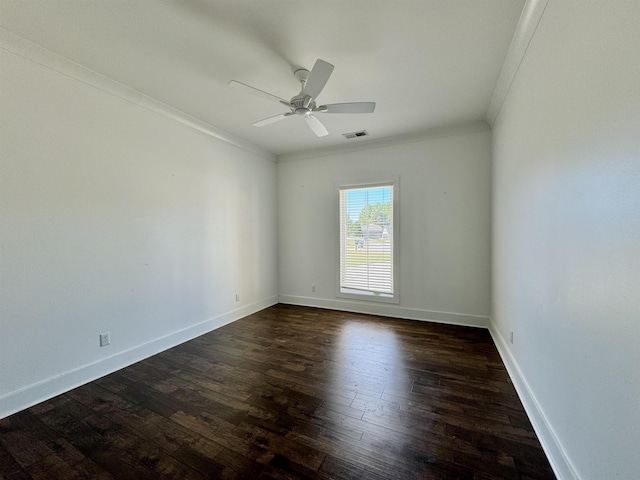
[338,181,398,303]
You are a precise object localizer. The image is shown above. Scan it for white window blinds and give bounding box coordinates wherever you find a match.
[339,184,394,295]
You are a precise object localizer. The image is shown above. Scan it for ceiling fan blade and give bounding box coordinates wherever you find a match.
[304,114,329,137]
[229,80,290,106]
[303,59,334,99]
[252,112,292,127]
[316,102,376,114]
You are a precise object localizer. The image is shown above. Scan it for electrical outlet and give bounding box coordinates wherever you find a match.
[509,331,514,344]
[235,293,240,302]
[311,285,316,292]
[100,332,111,347]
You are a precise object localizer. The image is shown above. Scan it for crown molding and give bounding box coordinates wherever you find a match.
[486,0,550,126]
[0,27,276,162]
[277,120,491,163]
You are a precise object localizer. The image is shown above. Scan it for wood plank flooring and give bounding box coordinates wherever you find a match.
[0,304,555,479]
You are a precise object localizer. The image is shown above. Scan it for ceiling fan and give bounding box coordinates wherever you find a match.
[229,59,376,137]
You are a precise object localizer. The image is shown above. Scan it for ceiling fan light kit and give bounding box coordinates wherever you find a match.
[229,59,376,137]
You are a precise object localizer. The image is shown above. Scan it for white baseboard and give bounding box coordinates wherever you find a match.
[0,295,278,420]
[488,320,579,480]
[278,295,489,328]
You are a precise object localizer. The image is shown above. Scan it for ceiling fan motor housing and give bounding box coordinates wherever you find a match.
[292,68,315,114]
[291,94,316,115]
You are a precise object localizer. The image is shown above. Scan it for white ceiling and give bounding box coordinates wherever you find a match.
[0,1,525,156]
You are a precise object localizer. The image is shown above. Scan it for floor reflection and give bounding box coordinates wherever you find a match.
[334,320,408,394]
[323,319,410,438]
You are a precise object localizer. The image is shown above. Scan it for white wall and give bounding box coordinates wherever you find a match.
[278,126,492,327]
[491,2,640,479]
[0,44,278,418]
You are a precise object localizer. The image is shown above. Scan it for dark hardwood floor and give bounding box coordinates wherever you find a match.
[0,304,555,479]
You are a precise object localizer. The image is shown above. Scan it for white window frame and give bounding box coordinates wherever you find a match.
[336,178,399,304]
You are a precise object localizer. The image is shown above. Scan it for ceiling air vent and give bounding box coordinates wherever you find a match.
[342,130,368,139]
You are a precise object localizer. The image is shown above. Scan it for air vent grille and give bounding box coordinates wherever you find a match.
[342,130,368,139]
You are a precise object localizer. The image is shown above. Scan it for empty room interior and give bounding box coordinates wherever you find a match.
[1,1,638,479]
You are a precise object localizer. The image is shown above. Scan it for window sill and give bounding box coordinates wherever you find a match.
[337,288,399,304]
